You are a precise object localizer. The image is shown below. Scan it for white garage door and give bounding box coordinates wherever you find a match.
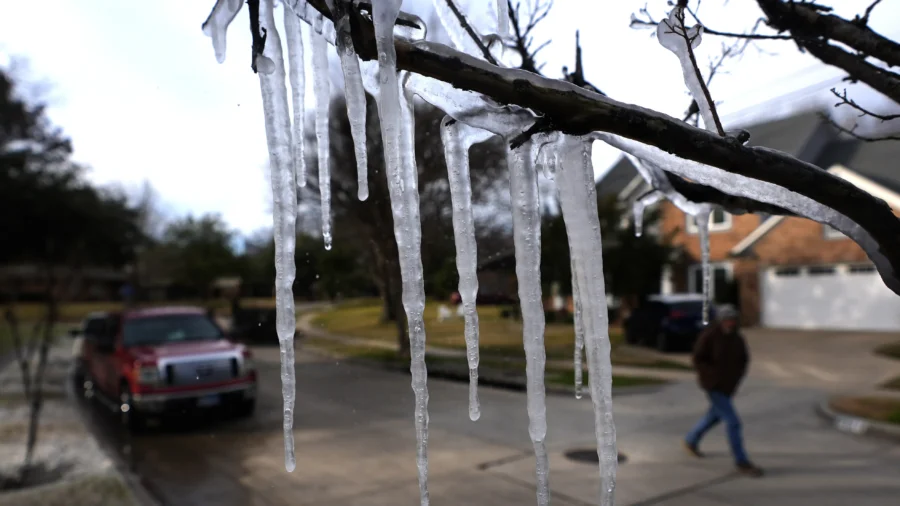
[762,264,900,331]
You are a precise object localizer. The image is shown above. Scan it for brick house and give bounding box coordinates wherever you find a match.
[607,110,900,331]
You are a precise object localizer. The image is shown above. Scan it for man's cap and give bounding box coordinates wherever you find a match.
[717,304,739,321]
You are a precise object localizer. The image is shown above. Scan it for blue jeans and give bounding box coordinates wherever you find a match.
[685,391,750,465]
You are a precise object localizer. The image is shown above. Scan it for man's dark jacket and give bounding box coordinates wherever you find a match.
[692,323,749,396]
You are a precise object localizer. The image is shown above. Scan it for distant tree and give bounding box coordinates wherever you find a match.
[160,214,237,301]
[301,94,507,355]
[0,65,142,484]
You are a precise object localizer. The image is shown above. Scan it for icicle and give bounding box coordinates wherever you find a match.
[440,117,493,421]
[572,255,585,400]
[657,7,717,133]
[373,3,431,505]
[326,0,369,200]
[311,16,332,249]
[431,0,486,58]
[201,0,244,63]
[283,7,307,188]
[695,207,712,325]
[507,141,550,506]
[632,190,664,237]
[255,0,297,473]
[554,135,617,505]
[496,0,509,38]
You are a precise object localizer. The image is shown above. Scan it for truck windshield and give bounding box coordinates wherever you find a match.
[123,315,223,347]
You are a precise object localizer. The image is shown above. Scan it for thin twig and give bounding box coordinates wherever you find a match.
[669,7,725,136]
[830,88,900,121]
[855,0,883,26]
[444,0,499,66]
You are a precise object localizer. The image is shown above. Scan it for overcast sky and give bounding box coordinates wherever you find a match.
[2,0,898,235]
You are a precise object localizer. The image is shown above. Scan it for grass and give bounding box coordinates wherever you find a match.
[311,300,692,370]
[0,323,67,358]
[305,336,667,390]
[830,396,900,426]
[0,473,137,506]
[881,376,900,391]
[875,341,900,361]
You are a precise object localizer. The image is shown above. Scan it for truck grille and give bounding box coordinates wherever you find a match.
[166,358,235,387]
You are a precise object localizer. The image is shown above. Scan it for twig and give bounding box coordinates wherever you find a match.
[248,0,267,73]
[854,0,883,26]
[444,0,499,66]
[670,7,726,136]
[821,113,900,142]
[830,88,900,121]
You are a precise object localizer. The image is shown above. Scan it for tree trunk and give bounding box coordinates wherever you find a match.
[21,270,58,482]
[4,288,33,401]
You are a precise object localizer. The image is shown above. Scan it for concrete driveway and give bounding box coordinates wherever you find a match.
[109,344,900,506]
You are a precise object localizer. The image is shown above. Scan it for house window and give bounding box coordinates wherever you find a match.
[774,266,801,277]
[848,264,876,274]
[823,225,846,240]
[686,208,731,234]
[687,262,733,302]
[808,265,836,276]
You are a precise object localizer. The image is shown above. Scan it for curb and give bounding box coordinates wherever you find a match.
[815,399,900,443]
[302,344,667,398]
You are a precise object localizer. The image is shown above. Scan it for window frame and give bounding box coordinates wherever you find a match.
[686,207,732,234]
[687,261,734,300]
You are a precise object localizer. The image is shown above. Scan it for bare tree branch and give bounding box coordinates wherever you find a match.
[298,0,900,293]
[856,0,884,26]
[830,87,900,121]
[820,112,900,143]
[757,0,900,69]
[443,0,499,66]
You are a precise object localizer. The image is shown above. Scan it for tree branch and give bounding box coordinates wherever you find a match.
[799,39,900,105]
[296,0,900,293]
[820,112,900,143]
[757,0,900,68]
[830,87,900,121]
[443,0,499,66]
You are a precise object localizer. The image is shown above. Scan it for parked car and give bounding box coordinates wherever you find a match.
[77,306,257,429]
[624,294,715,352]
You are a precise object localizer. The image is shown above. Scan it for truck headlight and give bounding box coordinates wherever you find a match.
[240,356,255,376]
[137,365,161,385]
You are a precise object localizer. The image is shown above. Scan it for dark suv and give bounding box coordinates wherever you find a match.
[624,294,715,352]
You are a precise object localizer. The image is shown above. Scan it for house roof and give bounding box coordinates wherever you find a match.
[597,157,641,200]
[816,139,900,194]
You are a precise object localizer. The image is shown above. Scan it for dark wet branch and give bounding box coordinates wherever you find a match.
[248,0,266,73]
[294,0,900,293]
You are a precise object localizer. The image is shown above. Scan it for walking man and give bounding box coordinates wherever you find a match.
[684,305,764,477]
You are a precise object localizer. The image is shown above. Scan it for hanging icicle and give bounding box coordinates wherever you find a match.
[255,0,298,473]
[554,135,617,505]
[507,140,551,506]
[311,14,333,249]
[326,0,369,200]
[202,0,244,64]
[632,190,664,238]
[571,255,585,400]
[695,207,712,325]
[283,6,307,188]
[496,0,509,38]
[440,117,493,421]
[372,3,431,505]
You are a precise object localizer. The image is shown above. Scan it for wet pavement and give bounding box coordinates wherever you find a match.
[73,343,900,506]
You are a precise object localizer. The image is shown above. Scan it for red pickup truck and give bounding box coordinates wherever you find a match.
[75,306,257,429]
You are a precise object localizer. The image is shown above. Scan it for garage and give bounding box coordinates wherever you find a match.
[761,263,900,331]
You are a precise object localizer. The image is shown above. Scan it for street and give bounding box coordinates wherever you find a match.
[72,336,900,506]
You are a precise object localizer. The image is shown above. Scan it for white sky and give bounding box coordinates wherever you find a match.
[2,0,898,235]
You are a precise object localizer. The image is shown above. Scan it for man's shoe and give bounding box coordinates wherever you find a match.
[683,441,704,458]
[736,462,764,478]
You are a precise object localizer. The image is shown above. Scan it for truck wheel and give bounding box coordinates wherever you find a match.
[119,383,144,432]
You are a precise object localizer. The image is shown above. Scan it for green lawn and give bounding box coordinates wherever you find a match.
[305,336,666,390]
[830,396,900,426]
[311,300,692,370]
